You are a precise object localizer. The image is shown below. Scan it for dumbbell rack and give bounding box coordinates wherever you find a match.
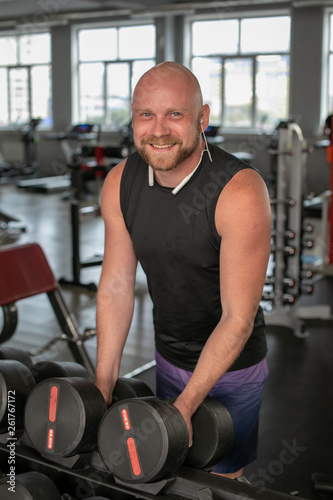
[0,439,307,500]
[264,122,317,336]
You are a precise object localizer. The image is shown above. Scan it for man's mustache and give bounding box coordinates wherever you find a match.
[139,136,183,146]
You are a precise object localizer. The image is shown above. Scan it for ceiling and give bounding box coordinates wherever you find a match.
[0,0,332,26]
[0,0,269,27]
[0,0,228,25]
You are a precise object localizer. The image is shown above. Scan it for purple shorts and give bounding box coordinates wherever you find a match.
[155,351,269,474]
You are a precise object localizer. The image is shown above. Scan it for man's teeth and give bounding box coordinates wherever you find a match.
[152,144,173,149]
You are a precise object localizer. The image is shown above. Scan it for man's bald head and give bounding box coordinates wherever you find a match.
[132,62,203,113]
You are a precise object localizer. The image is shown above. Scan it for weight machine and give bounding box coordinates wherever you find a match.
[263,121,332,335]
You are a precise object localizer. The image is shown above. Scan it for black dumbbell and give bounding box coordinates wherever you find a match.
[0,346,33,369]
[98,395,234,484]
[31,360,91,384]
[24,376,154,458]
[0,471,61,500]
[184,396,234,469]
[0,359,36,433]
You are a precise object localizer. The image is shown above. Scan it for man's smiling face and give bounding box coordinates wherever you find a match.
[131,67,203,172]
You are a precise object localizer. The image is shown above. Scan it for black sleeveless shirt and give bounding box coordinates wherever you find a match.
[120,143,267,372]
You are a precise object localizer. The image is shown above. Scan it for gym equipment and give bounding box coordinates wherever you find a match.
[112,377,154,403]
[0,436,309,500]
[98,396,233,484]
[31,360,91,384]
[98,396,189,483]
[0,209,27,246]
[19,123,130,195]
[0,360,35,433]
[263,121,325,335]
[0,118,41,182]
[16,123,98,193]
[312,472,333,494]
[0,242,95,376]
[21,118,42,174]
[24,377,107,457]
[0,346,33,368]
[23,376,154,459]
[58,200,103,292]
[0,303,18,344]
[0,471,61,500]
[184,397,233,469]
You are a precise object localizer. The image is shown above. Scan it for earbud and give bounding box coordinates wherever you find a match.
[200,119,213,163]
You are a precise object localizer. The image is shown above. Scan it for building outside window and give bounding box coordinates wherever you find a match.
[77,24,156,128]
[0,32,52,128]
[190,15,291,131]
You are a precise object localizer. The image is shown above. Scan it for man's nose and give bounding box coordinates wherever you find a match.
[150,117,170,137]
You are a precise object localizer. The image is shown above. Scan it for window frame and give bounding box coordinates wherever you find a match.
[0,30,51,129]
[187,12,291,132]
[73,21,156,129]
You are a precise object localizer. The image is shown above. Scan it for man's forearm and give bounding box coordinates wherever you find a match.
[95,286,135,404]
[175,315,252,416]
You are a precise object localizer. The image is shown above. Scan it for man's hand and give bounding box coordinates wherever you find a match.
[173,396,194,447]
[95,378,113,407]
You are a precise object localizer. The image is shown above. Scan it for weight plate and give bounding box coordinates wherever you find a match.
[112,377,154,403]
[31,360,90,384]
[0,471,61,500]
[98,397,188,484]
[0,360,35,433]
[24,377,106,457]
[0,346,33,368]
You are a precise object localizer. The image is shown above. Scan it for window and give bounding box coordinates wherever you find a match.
[0,33,52,127]
[77,24,156,127]
[191,16,291,130]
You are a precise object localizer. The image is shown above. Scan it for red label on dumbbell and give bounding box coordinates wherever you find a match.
[48,385,58,422]
[121,408,131,430]
[127,437,141,476]
[47,428,54,450]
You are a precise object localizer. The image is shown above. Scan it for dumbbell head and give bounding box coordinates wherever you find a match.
[23,376,153,458]
[0,471,61,499]
[24,377,107,457]
[184,396,234,469]
[31,360,91,384]
[0,346,33,369]
[112,377,154,403]
[0,360,35,433]
[98,396,189,483]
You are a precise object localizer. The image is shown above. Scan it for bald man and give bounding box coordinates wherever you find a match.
[95,62,271,478]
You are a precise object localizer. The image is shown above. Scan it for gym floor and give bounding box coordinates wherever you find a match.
[1,180,333,500]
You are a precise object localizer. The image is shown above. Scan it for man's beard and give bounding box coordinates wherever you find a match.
[135,120,201,172]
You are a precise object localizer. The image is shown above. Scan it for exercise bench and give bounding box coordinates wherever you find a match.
[0,242,95,378]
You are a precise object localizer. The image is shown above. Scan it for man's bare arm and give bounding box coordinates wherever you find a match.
[173,168,272,441]
[95,161,138,405]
